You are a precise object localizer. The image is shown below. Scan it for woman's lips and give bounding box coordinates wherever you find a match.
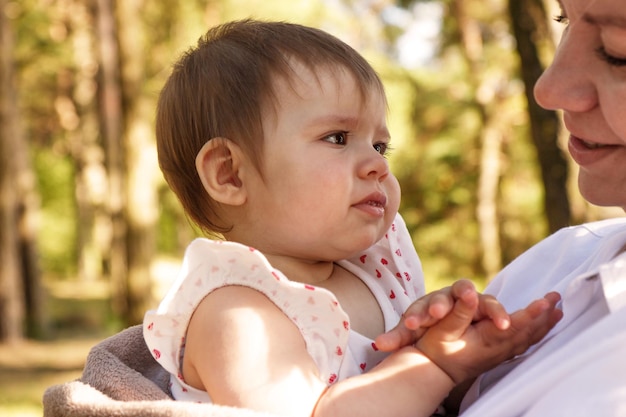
[567,134,618,166]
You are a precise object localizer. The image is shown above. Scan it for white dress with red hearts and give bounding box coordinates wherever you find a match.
[143,213,424,403]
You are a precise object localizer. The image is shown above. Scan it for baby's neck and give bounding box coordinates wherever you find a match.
[264,253,337,286]
[221,230,341,285]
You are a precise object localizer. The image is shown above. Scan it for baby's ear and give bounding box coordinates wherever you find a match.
[195,138,247,206]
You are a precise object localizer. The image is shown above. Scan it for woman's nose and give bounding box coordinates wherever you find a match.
[534,25,598,113]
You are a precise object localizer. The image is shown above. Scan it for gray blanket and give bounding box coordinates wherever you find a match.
[42,325,281,417]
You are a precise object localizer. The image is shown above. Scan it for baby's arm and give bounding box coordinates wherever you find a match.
[320,287,563,416]
[185,286,458,417]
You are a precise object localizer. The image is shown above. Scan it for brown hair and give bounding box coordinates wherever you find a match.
[156,19,385,234]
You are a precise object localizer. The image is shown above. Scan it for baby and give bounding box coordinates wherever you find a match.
[144,19,561,417]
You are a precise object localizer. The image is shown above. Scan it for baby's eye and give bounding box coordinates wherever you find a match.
[323,131,348,145]
[553,14,569,25]
[374,142,392,156]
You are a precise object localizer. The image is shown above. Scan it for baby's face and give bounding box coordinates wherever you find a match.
[242,62,400,262]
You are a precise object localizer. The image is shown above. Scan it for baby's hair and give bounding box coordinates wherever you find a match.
[156,19,385,234]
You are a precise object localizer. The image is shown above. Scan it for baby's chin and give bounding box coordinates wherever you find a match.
[352,234,387,255]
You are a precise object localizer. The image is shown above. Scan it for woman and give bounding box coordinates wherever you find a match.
[381,0,626,415]
[459,0,626,414]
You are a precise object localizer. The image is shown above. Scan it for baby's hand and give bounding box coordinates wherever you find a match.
[374,279,510,352]
[416,291,562,384]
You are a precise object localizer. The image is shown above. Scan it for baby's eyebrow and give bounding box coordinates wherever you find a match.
[310,114,359,128]
[307,114,389,138]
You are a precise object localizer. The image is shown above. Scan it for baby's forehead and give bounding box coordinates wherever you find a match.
[259,60,386,135]
[277,61,344,90]
[265,59,376,108]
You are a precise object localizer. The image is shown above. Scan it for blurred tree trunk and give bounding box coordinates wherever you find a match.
[450,0,504,278]
[118,0,158,324]
[59,0,109,284]
[0,0,46,341]
[508,0,571,232]
[96,0,129,320]
[0,0,25,342]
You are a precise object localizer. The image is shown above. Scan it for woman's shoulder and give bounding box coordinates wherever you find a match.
[520,217,626,253]
[571,217,626,237]
[485,216,626,302]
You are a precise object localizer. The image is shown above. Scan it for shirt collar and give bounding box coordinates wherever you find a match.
[599,251,626,313]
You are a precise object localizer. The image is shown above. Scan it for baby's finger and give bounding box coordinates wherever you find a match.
[425,291,455,321]
[427,289,479,341]
[518,292,561,321]
[404,286,456,330]
[449,279,477,298]
[516,293,562,346]
[540,292,561,313]
[477,294,511,330]
[484,293,562,354]
[423,279,476,325]
[374,320,425,352]
[402,298,434,330]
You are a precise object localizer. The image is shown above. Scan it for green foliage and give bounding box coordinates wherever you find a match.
[34,148,78,277]
[15,0,554,291]
[156,186,204,255]
[382,68,478,284]
[370,0,556,287]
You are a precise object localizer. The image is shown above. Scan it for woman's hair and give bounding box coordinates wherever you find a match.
[156,19,385,234]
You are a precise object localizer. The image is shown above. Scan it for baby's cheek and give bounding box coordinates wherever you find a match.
[386,176,401,212]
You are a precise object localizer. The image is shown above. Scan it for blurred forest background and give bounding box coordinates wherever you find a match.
[4,0,626,413]
[2,0,623,348]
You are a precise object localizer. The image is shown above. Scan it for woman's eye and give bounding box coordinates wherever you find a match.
[553,14,569,25]
[596,47,626,67]
[323,132,348,145]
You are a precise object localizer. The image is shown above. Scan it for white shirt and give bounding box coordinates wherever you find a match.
[460,217,626,417]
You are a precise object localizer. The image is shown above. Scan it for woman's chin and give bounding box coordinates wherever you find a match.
[579,182,626,212]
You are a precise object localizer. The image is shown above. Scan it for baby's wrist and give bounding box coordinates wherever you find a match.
[410,344,458,386]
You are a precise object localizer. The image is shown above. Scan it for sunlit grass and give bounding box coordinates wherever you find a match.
[0,339,93,417]
[0,278,117,417]
[0,404,44,417]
